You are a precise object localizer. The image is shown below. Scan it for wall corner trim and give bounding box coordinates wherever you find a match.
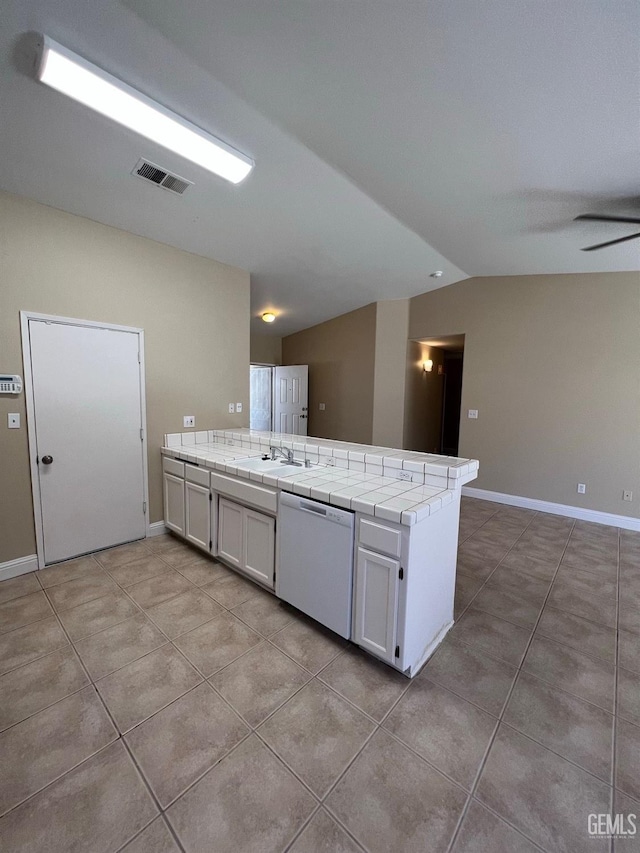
[147,521,167,537]
[0,554,39,582]
[462,487,640,532]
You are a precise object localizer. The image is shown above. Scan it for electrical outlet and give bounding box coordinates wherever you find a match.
[397,470,413,481]
[236,402,243,413]
[228,403,235,414]
[577,483,586,494]
[183,416,195,428]
[468,409,478,419]
[623,490,633,502]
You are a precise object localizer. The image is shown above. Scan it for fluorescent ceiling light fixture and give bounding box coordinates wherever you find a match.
[36,36,254,184]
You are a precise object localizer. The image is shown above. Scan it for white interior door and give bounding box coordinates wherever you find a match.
[27,319,146,564]
[273,365,308,435]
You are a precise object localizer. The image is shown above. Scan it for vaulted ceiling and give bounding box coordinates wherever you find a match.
[1,1,638,336]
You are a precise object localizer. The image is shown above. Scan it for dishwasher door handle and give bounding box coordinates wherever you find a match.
[299,501,327,516]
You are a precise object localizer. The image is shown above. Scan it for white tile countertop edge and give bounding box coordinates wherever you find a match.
[161,428,479,526]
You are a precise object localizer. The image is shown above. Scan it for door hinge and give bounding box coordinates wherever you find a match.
[209,492,213,502]
[137,351,141,364]
[209,540,212,551]
[399,567,404,580]
[395,645,400,659]
[139,428,144,441]
[143,501,147,514]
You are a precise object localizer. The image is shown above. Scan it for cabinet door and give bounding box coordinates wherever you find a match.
[354,547,400,664]
[243,508,275,589]
[218,498,243,568]
[163,472,185,536]
[185,481,210,552]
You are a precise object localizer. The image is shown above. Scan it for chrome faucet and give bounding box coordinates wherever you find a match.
[270,445,294,463]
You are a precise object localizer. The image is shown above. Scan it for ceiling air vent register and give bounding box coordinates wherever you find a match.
[132,159,193,195]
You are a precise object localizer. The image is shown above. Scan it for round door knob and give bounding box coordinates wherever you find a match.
[41,455,53,465]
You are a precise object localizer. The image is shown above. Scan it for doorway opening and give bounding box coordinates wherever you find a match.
[250,364,273,431]
[250,364,309,435]
[415,334,465,456]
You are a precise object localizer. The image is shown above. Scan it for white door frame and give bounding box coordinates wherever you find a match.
[20,311,150,569]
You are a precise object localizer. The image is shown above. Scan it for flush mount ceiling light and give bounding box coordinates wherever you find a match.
[261,312,276,323]
[36,36,254,185]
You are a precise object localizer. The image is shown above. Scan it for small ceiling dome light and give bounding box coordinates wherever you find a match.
[262,312,276,323]
[430,270,444,278]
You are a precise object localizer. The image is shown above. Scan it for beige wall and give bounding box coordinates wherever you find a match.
[0,191,250,563]
[371,299,409,447]
[409,272,640,517]
[403,342,445,453]
[250,332,282,365]
[282,303,377,443]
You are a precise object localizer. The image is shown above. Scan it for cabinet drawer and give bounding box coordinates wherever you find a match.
[163,456,184,478]
[359,518,402,559]
[185,463,210,487]
[210,471,277,514]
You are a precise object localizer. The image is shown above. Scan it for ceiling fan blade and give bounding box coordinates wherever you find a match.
[575,213,640,224]
[582,231,640,251]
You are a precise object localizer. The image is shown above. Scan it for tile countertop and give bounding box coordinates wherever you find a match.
[161,429,479,527]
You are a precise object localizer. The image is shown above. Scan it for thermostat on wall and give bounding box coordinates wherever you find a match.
[0,375,23,394]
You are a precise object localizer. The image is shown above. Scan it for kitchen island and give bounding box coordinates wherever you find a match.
[161,428,478,677]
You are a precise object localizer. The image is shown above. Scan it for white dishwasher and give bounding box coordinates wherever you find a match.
[277,492,355,639]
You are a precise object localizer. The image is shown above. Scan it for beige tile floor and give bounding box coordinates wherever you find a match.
[0,497,637,852]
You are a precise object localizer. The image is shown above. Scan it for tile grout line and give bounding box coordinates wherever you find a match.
[112,814,184,853]
[610,528,621,853]
[1,518,630,851]
[279,804,324,853]
[118,736,186,853]
[0,602,128,824]
[62,560,262,849]
[0,644,92,735]
[445,515,577,853]
[454,508,556,622]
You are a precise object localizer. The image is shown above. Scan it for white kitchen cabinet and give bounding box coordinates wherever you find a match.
[185,480,211,552]
[244,507,275,587]
[218,498,243,568]
[217,498,275,589]
[163,472,185,536]
[353,546,400,664]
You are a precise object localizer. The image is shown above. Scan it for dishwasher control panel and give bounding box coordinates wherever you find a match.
[327,509,345,524]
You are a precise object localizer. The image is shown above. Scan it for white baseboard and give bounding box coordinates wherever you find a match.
[462,486,640,532]
[0,554,39,582]
[147,521,167,538]
[1,525,167,582]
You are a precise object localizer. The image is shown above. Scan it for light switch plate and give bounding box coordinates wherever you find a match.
[183,416,195,428]
[468,409,478,419]
[8,413,20,429]
[319,403,326,411]
[236,402,243,413]
[228,403,235,414]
